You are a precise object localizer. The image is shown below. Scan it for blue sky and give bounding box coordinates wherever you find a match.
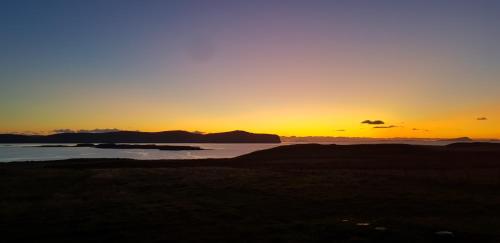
[1,0,500,137]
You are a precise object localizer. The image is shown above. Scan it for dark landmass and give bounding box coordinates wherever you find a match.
[0,130,281,143]
[37,143,203,150]
[439,137,473,142]
[281,136,478,143]
[2,142,500,242]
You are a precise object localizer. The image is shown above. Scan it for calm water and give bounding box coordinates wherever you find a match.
[0,140,481,162]
[0,143,285,162]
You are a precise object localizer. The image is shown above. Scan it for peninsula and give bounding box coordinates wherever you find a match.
[0,130,281,144]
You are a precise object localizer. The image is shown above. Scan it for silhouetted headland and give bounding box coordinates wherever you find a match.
[38,143,203,150]
[439,136,473,142]
[0,130,281,143]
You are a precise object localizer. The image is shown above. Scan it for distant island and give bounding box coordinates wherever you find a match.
[0,130,281,143]
[280,136,492,143]
[38,143,203,151]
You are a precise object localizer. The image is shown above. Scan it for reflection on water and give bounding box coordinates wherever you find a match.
[0,143,282,162]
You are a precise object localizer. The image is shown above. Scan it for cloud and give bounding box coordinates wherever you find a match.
[53,129,75,133]
[477,117,488,121]
[53,128,122,134]
[361,120,385,125]
[13,131,44,135]
[373,125,397,129]
[77,129,122,133]
[412,128,430,132]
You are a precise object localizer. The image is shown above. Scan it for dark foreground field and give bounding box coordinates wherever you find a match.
[2,143,500,242]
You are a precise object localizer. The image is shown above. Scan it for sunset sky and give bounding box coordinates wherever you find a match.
[1,0,499,138]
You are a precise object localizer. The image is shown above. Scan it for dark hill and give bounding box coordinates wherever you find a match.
[446,142,500,150]
[0,130,280,143]
[439,136,473,142]
[234,143,500,169]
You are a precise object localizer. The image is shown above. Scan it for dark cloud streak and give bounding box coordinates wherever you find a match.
[361,120,385,125]
[412,128,430,132]
[53,128,122,134]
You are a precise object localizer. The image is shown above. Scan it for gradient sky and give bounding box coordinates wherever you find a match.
[1,0,500,138]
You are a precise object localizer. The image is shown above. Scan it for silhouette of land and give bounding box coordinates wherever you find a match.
[37,143,203,150]
[2,143,500,242]
[0,130,281,143]
[281,136,482,143]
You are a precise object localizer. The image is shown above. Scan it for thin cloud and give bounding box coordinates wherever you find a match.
[373,125,397,129]
[53,128,121,134]
[13,131,44,135]
[361,120,385,125]
[412,128,430,132]
[53,129,75,133]
[77,129,121,133]
[477,117,488,121]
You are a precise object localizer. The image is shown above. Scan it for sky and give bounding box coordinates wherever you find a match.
[1,0,499,138]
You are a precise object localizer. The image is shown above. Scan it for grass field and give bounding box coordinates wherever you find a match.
[2,144,500,242]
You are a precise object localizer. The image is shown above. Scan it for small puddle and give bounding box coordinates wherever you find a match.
[356,222,370,226]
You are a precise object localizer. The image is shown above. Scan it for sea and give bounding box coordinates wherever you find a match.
[0,140,490,162]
